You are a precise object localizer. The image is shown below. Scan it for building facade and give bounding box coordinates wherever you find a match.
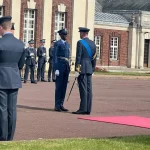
[1,0,150,69]
[0,0,95,67]
[96,0,150,69]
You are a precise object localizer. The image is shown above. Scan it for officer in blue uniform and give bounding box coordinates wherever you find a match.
[53,29,70,112]
[24,40,37,84]
[37,39,47,82]
[0,16,25,141]
[72,27,97,115]
[48,40,56,82]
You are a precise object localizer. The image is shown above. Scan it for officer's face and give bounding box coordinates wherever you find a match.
[29,43,34,47]
[80,32,84,39]
[80,32,88,39]
[60,34,67,41]
[41,42,45,46]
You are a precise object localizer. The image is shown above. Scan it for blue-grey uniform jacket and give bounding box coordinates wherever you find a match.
[53,40,70,72]
[37,46,47,64]
[25,47,36,66]
[75,38,96,74]
[0,33,25,89]
[48,47,54,64]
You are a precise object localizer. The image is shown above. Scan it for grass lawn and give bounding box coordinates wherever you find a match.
[70,71,150,76]
[0,136,150,150]
[94,71,150,76]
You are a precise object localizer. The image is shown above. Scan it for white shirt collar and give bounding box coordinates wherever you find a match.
[61,39,66,44]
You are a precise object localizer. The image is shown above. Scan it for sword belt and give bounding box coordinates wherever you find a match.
[58,57,69,62]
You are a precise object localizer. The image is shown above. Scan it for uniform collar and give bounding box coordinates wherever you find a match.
[29,46,34,49]
[2,32,13,37]
[83,36,88,39]
[61,39,66,44]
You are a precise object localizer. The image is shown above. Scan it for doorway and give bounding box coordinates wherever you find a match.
[144,39,149,67]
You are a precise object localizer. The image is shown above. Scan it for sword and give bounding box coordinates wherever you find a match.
[67,77,77,101]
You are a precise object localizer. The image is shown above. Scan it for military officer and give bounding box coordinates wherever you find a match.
[24,40,37,84]
[11,23,24,81]
[48,40,56,82]
[37,39,47,82]
[53,28,70,112]
[72,27,97,115]
[0,16,25,141]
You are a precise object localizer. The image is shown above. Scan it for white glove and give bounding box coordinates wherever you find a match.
[35,64,38,68]
[30,53,34,56]
[75,71,79,78]
[42,53,46,56]
[55,70,59,76]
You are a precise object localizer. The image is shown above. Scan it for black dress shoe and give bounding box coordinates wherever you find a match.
[60,106,68,111]
[48,79,51,82]
[54,108,61,112]
[72,110,87,115]
[31,80,37,84]
[24,81,27,83]
[86,112,91,115]
[41,79,47,82]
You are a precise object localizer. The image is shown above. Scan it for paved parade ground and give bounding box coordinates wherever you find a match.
[15,76,150,140]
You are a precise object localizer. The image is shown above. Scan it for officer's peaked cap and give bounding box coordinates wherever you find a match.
[40,39,46,43]
[28,39,34,44]
[57,28,68,35]
[78,27,90,32]
[0,16,12,25]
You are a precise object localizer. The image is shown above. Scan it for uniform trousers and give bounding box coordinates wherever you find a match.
[77,74,92,113]
[48,63,55,81]
[24,65,35,82]
[0,89,18,141]
[37,62,45,80]
[55,70,69,108]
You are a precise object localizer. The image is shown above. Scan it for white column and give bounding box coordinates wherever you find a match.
[128,26,137,68]
[71,0,86,59]
[148,40,150,68]
[0,0,3,6]
[138,32,145,69]
[43,0,52,51]
[71,0,95,66]
[135,29,140,68]
[42,0,53,70]
[85,0,95,40]
[11,0,21,38]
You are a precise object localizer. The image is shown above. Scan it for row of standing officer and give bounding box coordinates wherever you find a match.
[23,39,54,83]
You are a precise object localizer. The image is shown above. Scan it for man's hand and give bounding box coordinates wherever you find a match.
[55,70,59,76]
[75,71,79,78]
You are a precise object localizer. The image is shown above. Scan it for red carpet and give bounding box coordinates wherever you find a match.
[78,116,150,129]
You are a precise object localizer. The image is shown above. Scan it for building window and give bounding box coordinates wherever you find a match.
[110,37,118,60]
[94,36,101,59]
[0,7,3,17]
[23,9,35,47]
[54,12,65,40]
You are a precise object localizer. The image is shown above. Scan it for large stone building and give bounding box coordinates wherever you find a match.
[0,0,95,66]
[96,0,150,69]
[1,0,150,69]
